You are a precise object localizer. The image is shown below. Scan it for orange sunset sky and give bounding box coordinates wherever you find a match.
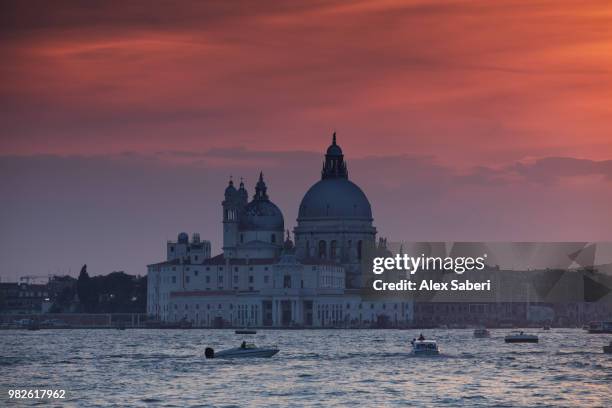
[1,0,612,277]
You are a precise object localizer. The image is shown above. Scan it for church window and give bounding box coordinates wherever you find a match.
[283,275,291,288]
[330,240,337,258]
[205,276,210,283]
[264,275,269,284]
[185,276,190,283]
[318,240,327,259]
[249,276,254,283]
[233,275,238,284]
[240,234,244,243]
[194,270,198,276]
[234,267,238,272]
[171,276,176,284]
[306,240,310,256]
[271,234,276,243]
[357,240,363,260]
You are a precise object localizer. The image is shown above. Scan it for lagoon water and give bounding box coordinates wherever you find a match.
[1,329,610,407]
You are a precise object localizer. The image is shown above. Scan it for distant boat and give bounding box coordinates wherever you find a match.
[473,328,491,338]
[504,331,538,343]
[235,329,257,334]
[26,322,40,331]
[587,321,612,334]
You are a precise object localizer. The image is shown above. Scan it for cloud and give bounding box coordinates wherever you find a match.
[2,0,612,165]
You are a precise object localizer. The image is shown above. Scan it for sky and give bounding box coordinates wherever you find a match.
[1,0,612,279]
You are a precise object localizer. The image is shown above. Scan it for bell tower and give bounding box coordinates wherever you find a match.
[222,177,241,257]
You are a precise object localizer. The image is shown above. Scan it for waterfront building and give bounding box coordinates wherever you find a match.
[146,134,413,327]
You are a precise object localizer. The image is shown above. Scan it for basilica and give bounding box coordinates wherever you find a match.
[147,134,413,327]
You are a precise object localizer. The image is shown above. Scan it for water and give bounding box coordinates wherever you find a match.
[1,329,610,407]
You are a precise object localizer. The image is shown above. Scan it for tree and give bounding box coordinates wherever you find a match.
[77,264,97,312]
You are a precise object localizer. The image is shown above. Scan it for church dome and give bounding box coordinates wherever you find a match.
[298,132,372,221]
[298,178,372,220]
[240,200,284,230]
[239,172,284,231]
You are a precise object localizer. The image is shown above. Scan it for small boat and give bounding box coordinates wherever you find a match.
[587,321,612,334]
[604,341,612,354]
[473,328,491,338]
[205,343,279,359]
[504,331,538,343]
[410,339,440,355]
[26,322,40,331]
[235,329,257,334]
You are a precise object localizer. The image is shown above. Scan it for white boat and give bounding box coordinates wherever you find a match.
[504,331,538,343]
[205,343,279,359]
[411,339,440,355]
[473,328,491,338]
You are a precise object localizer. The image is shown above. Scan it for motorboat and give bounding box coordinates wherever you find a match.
[235,329,257,334]
[604,341,612,354]
[205,343,279,359]
[410,339,440,355]
[504,331,538,343]
[473,328,491,338]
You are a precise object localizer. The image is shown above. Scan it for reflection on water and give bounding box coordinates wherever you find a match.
[1,329,610,407]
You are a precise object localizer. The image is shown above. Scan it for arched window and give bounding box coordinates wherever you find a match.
[271,233,276,243]
[357,240,363,260]
[330,240,337,258]
[318,240,327,259]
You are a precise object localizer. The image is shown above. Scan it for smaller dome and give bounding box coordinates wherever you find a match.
[326,131,343,156]
[240,200,284,231]
[178,232,189,243]
[224,179,237,196]
[327,144,342,156]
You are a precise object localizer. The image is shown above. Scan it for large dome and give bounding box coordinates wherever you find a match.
[240,196,284,231]
[298,178,372,220]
